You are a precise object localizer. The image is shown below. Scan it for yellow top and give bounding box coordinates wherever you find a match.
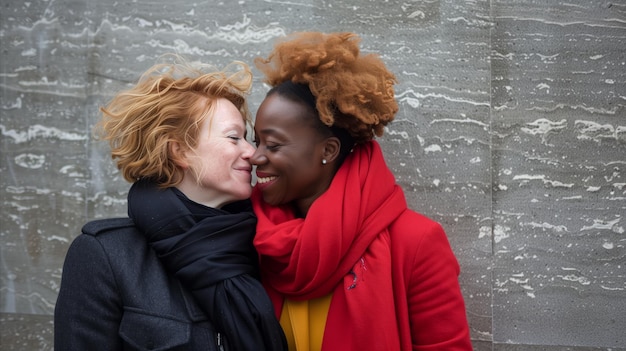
[279,294,332,351]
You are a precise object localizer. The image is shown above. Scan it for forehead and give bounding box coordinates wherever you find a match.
[205,98,246,127]
[254,94,317,131]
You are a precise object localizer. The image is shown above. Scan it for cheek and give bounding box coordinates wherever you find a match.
[214,153,230,164]
[207,145,234,164]
[193,153,228,179]
[286,159,319,186]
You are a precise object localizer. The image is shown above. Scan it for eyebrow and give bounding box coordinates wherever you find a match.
[222,122,245,131]
[254,127,282,136]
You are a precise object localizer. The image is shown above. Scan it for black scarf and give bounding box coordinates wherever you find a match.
[128,179,286,351]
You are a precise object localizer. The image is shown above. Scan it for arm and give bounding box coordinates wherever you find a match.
[408,221,473,350]
[54,234,122,351]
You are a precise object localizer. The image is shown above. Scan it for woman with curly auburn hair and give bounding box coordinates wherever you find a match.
[248,32,472,350]
[54,55,287,351]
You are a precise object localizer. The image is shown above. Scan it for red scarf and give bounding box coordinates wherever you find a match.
[253,141,408,350]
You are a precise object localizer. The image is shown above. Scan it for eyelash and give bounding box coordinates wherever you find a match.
[253,139,280,151]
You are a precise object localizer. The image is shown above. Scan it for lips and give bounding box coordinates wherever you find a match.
[235,168,251,173]
[256,171,277,187]
[257,175,277,184]
[234,166,252,176]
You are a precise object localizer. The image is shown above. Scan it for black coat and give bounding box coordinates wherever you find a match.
[54,218,228,351]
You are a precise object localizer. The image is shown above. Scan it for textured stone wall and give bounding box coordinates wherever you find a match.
[1,0,624,350]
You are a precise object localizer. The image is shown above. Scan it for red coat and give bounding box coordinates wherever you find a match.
[261,209,472,350]
[388,209,472,350]
[253,141,472,350]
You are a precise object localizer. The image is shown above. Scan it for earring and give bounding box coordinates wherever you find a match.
[322,159,327,165]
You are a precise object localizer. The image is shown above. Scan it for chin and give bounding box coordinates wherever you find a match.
[236,186,253,198]
[261,193,284,207]
[237,192,253,201]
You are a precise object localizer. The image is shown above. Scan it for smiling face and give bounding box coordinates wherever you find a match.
[251,93,338,216]
[176,97,255,208]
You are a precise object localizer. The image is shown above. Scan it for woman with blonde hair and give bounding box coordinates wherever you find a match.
[54,56,286,351]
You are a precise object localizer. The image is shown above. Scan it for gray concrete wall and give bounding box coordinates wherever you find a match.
[1,0,624,350]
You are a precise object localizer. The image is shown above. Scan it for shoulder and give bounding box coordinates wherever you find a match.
[62,218,171,302]
[81,217,136,237]
[76,217,143,248]
[389,210,460,277]
[64,217,148,271]
[388,209,458,270]
[389,209,447,246]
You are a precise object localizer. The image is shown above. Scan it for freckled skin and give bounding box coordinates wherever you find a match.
[177,98,255,209]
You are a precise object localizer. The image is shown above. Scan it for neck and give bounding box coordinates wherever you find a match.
[294,171,335,217]
[175,179,228,209]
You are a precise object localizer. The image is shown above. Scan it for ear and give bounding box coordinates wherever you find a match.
[322,136,341,163]
[169,141,189,169]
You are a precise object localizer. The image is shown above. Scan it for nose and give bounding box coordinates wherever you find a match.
[250,144,267,166]
[242,140,255,159]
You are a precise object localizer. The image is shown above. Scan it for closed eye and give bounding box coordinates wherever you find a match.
[253,139,280,151]
[265,143,280,151]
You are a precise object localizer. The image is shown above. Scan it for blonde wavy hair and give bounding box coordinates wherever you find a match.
[254,32,398,144]
[94,55,253,187]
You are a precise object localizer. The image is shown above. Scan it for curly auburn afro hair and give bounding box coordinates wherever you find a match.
[254,31,398,144]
